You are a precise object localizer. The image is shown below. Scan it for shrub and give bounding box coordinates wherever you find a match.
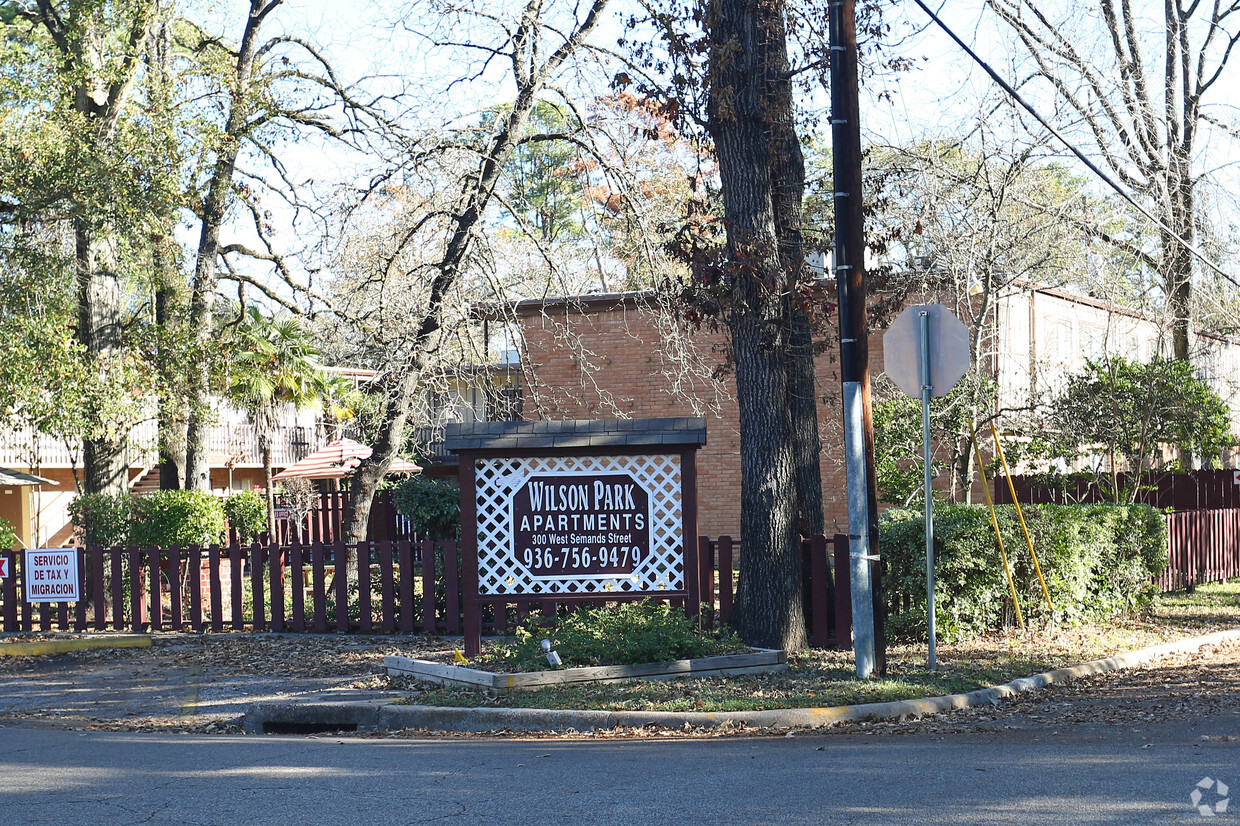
[0,516,17,550]
[486,600,745,671]
[224,490,268,543]
[392,475,460,539]
[130,490,227,548]
[68,493,132,548]
[880,503,1168,642]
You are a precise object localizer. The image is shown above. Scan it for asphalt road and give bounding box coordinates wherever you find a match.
[0,724,1236,825]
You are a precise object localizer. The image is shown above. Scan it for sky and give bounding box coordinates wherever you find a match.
[196,0,1240,295]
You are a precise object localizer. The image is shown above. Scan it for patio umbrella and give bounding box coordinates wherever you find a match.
[272,438,421,481]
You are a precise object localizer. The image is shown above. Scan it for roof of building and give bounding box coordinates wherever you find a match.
[0,467,57,486]
[443,417,707,453]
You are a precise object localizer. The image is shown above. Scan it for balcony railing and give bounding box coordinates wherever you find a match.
[0,420,317,470]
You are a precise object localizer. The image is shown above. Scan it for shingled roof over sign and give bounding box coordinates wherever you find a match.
[443,418,707,453]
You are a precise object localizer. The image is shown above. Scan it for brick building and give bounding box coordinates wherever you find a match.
[494,284,1240,541]
[508,292,869,539]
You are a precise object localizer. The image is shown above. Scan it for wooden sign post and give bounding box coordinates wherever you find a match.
[446,418,706,657]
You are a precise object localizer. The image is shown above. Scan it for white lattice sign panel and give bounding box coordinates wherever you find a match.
[474,454,684,596]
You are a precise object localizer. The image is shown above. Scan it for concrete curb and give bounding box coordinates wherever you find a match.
[0,634,152,658]
[244,627,1240,735]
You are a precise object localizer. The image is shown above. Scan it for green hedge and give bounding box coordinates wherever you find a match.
[223,490,268,543]
[392,475,460,540]
[72,491,227,549]
[880,504,1168,642]
[130,491,227,548]
[0,516,17,550]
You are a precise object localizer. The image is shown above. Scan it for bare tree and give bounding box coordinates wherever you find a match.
[180,0,399,492]
[865,128,1091,498]
[986,0,1240,361]
[331,0,614,556]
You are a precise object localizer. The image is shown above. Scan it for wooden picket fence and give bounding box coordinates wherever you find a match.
[0,535,855,645]
[995,470,1240,511]
[700,534,853,649]
[1159,509,1240,592]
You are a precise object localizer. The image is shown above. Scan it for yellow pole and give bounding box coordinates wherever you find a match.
[989,422,1054,613]
[973,434,1024,630]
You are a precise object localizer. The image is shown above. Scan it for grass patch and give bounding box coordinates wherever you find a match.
[396,579,1240,712]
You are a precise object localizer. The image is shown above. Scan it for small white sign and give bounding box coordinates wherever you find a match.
[273,507,292,520]
[1234,470,1240,485]
[23,548,80,603]
[0,557,8,578]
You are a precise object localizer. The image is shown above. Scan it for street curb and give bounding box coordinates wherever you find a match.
[0,634,152,658]
[245,627,1240,735]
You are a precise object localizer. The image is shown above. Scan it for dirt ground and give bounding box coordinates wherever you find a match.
[1,633,1238,740]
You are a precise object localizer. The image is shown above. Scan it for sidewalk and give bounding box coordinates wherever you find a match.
[2,628,1238,737]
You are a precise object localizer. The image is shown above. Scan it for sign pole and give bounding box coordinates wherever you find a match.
[919,311,936,670]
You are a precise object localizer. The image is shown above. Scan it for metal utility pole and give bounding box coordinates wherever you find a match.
[829,0,884,678]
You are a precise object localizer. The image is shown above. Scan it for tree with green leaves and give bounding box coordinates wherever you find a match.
[0,0,169,496]
[1042,356,1235,502]
[226,304,339,538]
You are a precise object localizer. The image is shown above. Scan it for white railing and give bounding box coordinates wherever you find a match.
[0,421,317,470]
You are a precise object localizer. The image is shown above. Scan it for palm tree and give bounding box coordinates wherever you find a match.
[227,305,336,539]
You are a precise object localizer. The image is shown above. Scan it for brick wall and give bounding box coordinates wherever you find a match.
[515,296,886,539]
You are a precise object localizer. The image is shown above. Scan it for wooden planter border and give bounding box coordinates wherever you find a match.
[384,648,787,693]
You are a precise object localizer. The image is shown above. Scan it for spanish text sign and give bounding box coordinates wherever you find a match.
[24,548,80,603]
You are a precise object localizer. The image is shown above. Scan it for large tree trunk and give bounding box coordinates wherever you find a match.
[76,223,128,497]
[1164,168,1195,362]
[155,244,187,490]
[709,0,808,651]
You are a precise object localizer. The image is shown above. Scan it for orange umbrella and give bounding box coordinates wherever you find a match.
[272,438,421,481]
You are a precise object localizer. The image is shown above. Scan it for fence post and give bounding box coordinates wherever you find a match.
[209,545,223,633]
[718,537,734,624]
[128,547,146,632]
[357,541,373,634]
[229,545,244,631]
[698,536,715,627]
[808,534,830,647]
[833,534,852,650]
[269,543,285,632]
[147,548,162,632]
[397,540,415,634]
[90,547,105,632]
[250,542,266,632]
[333,541,349,632]
[2,549,16,632]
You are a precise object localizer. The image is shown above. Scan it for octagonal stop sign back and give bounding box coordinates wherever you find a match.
[882,304,971,397]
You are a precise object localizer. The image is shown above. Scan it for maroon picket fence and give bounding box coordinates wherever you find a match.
[1,534,855,645]
[0,541,465,635]
[1159,509,1240,592]
[253,491,414,546]
[700,534,853,649]
[995,470,1240,511]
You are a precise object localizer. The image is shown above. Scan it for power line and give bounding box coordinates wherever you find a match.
[909,0,1240,292]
